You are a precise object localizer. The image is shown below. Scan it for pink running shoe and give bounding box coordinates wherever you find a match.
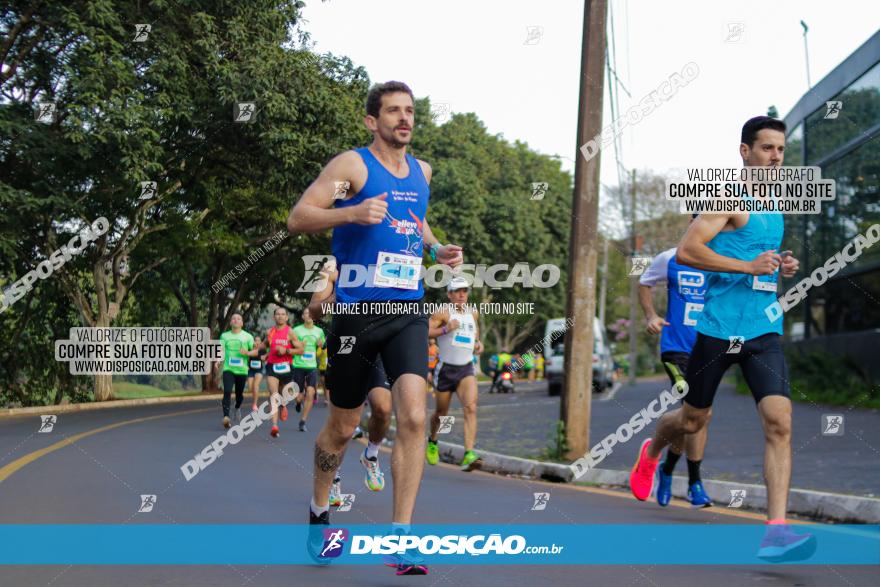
[630,439,659,501]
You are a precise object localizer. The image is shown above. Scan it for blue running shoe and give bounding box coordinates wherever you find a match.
[656,468,673,507]
[687,481,713,508]
[306,509,333,565]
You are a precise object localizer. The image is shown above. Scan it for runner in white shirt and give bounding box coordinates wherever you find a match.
[425,276,484,471]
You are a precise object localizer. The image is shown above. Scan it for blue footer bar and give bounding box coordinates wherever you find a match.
[1,524,877,565]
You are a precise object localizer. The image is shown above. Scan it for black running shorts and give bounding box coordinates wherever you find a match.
[293,368,318,391]
[266,362,294,387]
[368,356,392,391]
[326,303,428,409]
[660,351,690,388]
[683,333,790,409]
[435,361,476,392]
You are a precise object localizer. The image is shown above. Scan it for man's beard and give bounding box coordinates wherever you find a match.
[380,126,410,148]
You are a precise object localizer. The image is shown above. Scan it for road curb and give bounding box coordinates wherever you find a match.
[1,393,222,417]
[381,423,880,523]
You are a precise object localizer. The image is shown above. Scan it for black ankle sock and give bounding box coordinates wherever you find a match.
[661,450,681,476]
[687,459,702,485]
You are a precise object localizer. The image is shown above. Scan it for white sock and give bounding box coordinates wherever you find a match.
[310,497,329,516]
[366,442,380,460]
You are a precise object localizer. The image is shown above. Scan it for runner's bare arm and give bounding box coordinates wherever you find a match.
[422,219,464,267]
[288,151,385,233]
[678,214,780,275]
[288,331,305,356]
[427,308,449,338]
[418,159,432,184]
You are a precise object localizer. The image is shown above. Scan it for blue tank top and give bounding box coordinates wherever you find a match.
[697,210,785,341]
[662,255,707,354]
[332,148,430,303]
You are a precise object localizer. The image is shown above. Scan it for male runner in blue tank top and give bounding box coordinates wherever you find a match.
[638,215,713,508]
[629,116,814,561]
[289,81,463,575]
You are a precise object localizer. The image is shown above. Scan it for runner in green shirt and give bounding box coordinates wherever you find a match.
[292,308,326,432]
[522,352,535,381]
[219,313,255,429]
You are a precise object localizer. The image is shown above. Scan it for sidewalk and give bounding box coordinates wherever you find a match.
[432,377,880,499]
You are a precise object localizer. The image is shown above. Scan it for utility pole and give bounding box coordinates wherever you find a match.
[562,0,607,461]
[628,169,638,384]
[800,20,812,89]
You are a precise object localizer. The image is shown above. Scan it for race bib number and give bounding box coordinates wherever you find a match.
[249,360,262,369]
[451,332,474,349]
[373,251,422,290]
[683,302,704,326]
[228,357,244,367]
[272,363,291,374]
[752,272,778,292]
[303,352,316,363]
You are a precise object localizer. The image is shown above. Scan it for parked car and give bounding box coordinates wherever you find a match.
[544,317,614,396]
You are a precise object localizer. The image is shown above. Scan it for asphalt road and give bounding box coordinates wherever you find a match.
[440,377,880,497]
[0,393,876,586]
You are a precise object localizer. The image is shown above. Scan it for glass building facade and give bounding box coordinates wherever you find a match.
[782,30,880,373]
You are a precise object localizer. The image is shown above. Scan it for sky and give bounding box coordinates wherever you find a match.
[300,0,880,189]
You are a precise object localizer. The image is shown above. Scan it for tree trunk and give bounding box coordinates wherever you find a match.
[93,373,113,401]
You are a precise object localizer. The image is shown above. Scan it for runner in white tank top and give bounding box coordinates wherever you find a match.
[426,277,484,471]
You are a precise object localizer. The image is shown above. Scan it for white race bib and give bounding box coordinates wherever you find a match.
[752,273,777,292]
[683,302,704,326]
[249,360,262,369]
[228,357,244,367]
[372,251,422,290]
[272,363,291,374]
[303,352,316,363]
[451,332,474,349]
